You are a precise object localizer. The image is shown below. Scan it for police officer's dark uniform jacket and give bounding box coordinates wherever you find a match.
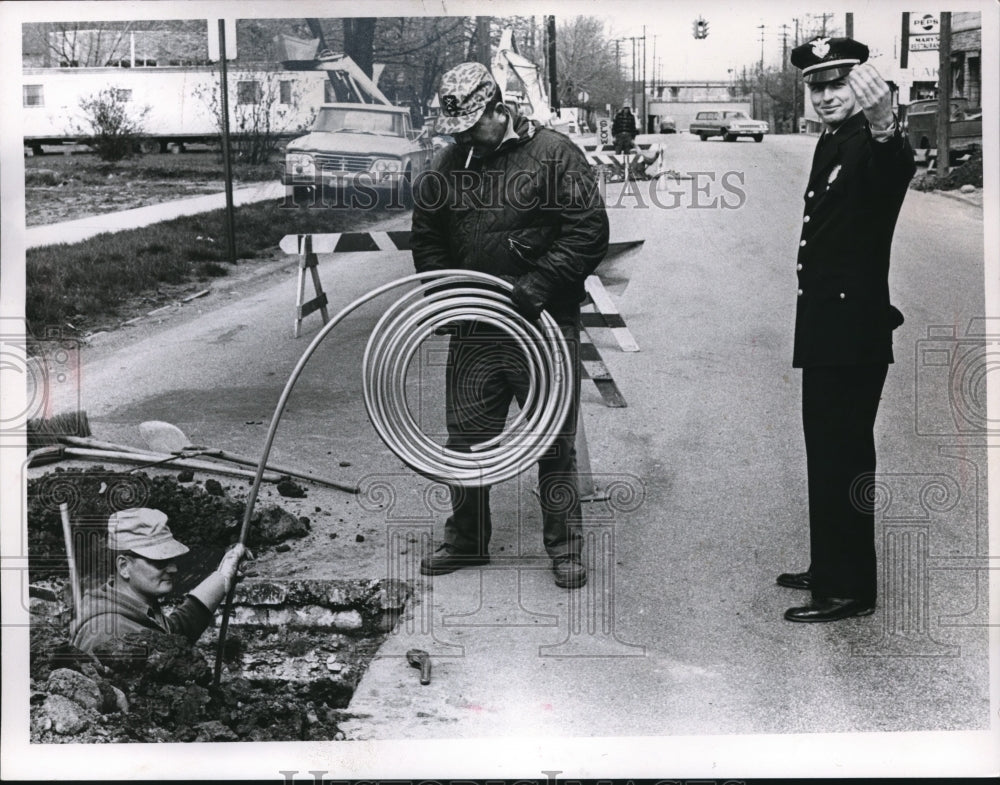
[793,109,914,368]
[787,36,916,611]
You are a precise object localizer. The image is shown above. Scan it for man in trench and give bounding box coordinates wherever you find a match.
[71,507,247,653]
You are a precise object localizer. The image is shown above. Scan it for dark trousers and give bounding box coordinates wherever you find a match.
[443,318,583,560]
[613,132,635,154]
[802,363,889,603]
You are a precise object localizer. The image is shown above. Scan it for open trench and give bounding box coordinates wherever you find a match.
[26,469,413,743]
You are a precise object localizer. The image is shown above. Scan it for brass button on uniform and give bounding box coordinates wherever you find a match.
[803,215,811,223]
[807,190,814,198]
[797,264,803,271]
[800,240,807,247]
[840,292,846,299]
[797,289,803,296]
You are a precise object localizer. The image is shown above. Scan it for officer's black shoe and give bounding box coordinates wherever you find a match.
[552,554,587,589]
[420,543,489,576]
[776,570,813,590]
[784,597,876,623]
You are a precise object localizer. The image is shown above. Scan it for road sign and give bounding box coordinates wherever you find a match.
[207,18,237,61]
[910,34,939,51]
[598,117,610,145]
[910,13,940,34]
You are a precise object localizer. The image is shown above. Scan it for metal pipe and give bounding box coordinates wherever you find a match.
[212,271,574,686]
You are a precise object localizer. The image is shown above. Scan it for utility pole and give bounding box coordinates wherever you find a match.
[547,15,559,112]
[641,25,647,132]
[936,12,952,173]
[792,18,800,133]
[819,12,832,36]
[630,36,637,109]
[651,34,658,96]
[757,23,765,120]
[900,12,910,69]
[781,24,789,69]
[845,12,853,38]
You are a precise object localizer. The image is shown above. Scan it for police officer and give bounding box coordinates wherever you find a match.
[779,37,916,622]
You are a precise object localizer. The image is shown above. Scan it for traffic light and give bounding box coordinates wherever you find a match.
[693,17,709,39]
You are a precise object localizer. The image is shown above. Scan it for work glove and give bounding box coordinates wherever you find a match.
[217,543,251,592]
[498,275,547,322]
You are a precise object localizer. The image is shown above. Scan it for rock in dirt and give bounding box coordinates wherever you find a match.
[39,694,91,735]
[204,479,225,496]
[46,668,103,711]
[177,470,195,483]
[276,479,306,498]
[195,720,239,742]
[254,505,309,544]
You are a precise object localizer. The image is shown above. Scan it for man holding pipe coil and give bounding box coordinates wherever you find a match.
[411,62,609,588]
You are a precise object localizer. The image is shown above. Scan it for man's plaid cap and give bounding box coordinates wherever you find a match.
[435,62,499,135]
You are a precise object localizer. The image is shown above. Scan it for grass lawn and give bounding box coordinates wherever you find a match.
[25,199,401,336]
[24,150,280,226]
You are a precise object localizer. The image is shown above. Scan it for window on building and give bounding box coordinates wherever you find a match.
[23,84,44,107]
[950,51,965,97]
[114,89,133,102]
[280,80,293,105]
[237,80,262,105]
[967,53,981,107]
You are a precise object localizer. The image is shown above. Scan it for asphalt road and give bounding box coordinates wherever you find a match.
[55,133,991,758]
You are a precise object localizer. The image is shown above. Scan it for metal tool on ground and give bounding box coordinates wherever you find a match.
[59,446,283,482]
[138,420,359,494]
[406,649,432,685]
[59,502,82,615]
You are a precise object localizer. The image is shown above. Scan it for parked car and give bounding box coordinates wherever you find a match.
[689,110,768,142]
[902,97,982,158]
[284,103,433,207]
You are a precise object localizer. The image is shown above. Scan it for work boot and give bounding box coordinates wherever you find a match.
[552,554,587,589]
[420,543,489,576]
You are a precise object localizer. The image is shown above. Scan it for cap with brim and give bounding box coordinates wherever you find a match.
[108,507,189,560]
[803,61,860,85]
[435,61,498,135]
[791,36,869,85]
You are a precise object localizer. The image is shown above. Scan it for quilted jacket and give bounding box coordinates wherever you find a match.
[411,113,609,320]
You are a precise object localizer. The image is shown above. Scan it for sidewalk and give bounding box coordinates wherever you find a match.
[25,180,284,249]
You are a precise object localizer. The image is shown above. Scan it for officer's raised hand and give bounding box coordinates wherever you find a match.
[847,63,894,130]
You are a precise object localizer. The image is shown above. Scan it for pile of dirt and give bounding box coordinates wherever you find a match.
[29,621,347,743]
[27,468,309,591]
[910,148,983,192]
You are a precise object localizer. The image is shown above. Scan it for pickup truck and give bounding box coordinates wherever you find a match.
[902,97,982,163]
[284,103,433,207]
[689,110,768,142]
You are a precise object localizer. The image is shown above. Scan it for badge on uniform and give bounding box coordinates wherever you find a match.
[828,164,842,185]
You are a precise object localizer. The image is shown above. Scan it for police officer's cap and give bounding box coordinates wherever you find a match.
[791,36,869,84]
